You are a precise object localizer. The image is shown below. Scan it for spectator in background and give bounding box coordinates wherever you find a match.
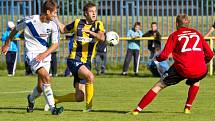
[1,21,20,76]
[95,42,107,75]
[122,22,143,76]
[143,22,161,59]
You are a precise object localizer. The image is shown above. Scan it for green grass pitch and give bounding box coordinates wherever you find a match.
[0,74,214,121]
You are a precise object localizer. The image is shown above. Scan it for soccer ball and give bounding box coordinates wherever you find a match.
[105,31,119,46]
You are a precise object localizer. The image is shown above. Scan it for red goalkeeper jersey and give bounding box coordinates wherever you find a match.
[156,27,214,78]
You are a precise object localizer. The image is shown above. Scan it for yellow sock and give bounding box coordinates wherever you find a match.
[86,83,93,109]
[54,93,76,104]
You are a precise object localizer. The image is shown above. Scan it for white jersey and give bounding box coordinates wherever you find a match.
[16,15,59,54]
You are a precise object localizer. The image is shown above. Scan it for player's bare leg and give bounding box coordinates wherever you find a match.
[48,65,93,112]
[78,65,94,112]
[184,81,200,114]
[129,79,167,115]
[53,83,85,103]
[27,78,43,113]
[27,67,63,115]
[45,83,85,111]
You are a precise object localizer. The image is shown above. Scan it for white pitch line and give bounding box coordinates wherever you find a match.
[0,91,31,94]
[0,90,73,94]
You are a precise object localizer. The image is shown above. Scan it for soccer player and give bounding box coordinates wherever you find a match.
[1,0,63,115]
[52,2,105,112]
[129,14,214,115]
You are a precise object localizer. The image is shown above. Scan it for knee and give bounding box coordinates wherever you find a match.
[86,73,94,83]
[193,81,200,86]
[76,91,85,102]
[152,80,167,93]
[42,75,50,83]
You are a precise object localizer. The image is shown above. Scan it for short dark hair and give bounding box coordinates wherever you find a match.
[83,2,96,16]
[134,22,141,27]
[41,0,58,14]
[151,22,157,26]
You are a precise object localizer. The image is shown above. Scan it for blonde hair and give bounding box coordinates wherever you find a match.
[176,14,190,29]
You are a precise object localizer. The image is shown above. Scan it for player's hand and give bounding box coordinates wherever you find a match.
[152,56,157,61]
[35,53,47,62]
[82,28,91,34]
[131,36,140,40]
[1,45,9,55]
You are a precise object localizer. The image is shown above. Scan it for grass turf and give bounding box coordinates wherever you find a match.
[0,73,214,121]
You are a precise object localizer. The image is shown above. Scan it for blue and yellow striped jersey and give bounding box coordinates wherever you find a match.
[66,19,105,63]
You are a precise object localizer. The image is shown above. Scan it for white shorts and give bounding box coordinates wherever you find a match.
[26,52,51,73]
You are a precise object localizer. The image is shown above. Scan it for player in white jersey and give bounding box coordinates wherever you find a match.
[1,0,63,115]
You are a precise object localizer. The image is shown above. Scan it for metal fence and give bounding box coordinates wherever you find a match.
[1,0,214,66]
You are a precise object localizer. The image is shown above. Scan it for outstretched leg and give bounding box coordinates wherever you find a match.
[132,79,167,115]
[54,83,85,103]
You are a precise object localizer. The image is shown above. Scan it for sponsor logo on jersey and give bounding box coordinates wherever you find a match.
[77,36,93,42]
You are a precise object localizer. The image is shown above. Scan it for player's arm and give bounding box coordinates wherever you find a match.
[36,22,59,61]
[204,27,214,37]
[1,28,18,54]
[156,34,176,62]
[53,17,65,33]
[204,23,215,37]
[35,43,58,62]
[82,21,105,42]
[53,17,75,34]
[92,31,105,42]
[155,31,161,40]
[142,31,150,37]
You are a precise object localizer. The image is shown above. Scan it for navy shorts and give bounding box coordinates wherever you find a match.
[67,59,91,87]
[162,65,207,86]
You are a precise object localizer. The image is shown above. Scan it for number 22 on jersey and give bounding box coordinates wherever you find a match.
[178,34,201,52]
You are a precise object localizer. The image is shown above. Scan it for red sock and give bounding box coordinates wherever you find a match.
[133,89,157,112]
[185,85,199,110]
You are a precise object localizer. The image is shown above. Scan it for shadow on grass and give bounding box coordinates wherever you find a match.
[0,107,43,110]
[0,107,43,114]
[0,107,184,114]
[96,72,153,78]
[65,109,173,114]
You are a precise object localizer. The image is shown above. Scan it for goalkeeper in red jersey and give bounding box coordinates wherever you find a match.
[129,14,214,115]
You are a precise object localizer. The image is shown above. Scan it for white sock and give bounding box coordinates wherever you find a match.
[29,86,42,103]
[42,84,55,111]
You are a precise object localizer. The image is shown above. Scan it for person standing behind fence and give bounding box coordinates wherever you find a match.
[95,42,107,75]
[1,21,20,76]
[143,22,161,59]
[122,22,143,76]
